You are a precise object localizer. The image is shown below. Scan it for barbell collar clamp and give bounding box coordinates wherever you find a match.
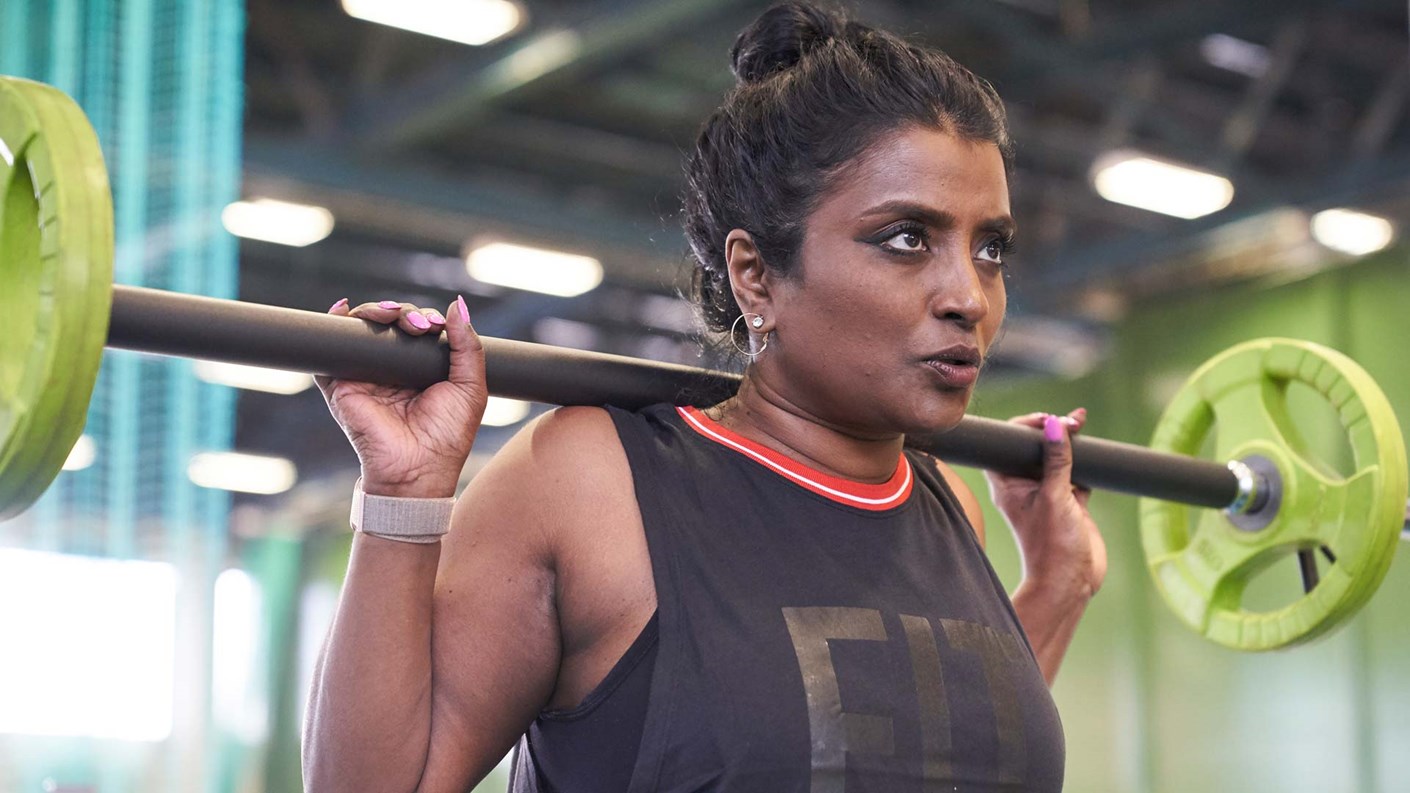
[1224,459,1262,517]
[1224,455,1283,533]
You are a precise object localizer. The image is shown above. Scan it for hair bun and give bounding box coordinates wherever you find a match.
[729,2,846,85]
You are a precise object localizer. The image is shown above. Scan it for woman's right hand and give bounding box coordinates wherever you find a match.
[314,296,487,499]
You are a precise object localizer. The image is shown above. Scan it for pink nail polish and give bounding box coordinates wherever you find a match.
[1044,415,1063,443]
[407,313,431,330]
[457,295,470,325]
[329,298,348,312]
[379,300,401,310]
[426,312,445,325]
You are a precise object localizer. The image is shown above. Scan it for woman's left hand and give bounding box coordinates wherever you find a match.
[983,408,1107,601]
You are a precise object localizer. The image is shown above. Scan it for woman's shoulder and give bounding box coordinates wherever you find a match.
[492,405,627,484]
[457,406,632,527]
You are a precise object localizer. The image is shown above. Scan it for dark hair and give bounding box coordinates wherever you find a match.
[683,1,1013,350]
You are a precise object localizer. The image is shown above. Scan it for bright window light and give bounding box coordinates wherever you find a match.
[188,452,297,495]
[341,0,523,46]
[1091,150,1235,219]
[481,396,531,427]
[193,360,314,395]
[1311,208,1395,256]
[466,241,603,297]
[63,434,96,471]
[222,198,334,247]
[213,569,267,743]
[0,549,176,741]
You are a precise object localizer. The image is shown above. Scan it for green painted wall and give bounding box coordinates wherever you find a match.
[960,249,1410,792]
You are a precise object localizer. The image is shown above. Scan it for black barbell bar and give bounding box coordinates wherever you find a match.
[109,284,1247,511]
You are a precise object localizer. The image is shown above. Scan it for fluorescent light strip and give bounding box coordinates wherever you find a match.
[1311,209,1395,256]
[222,198,335,247]
[188,452,298,495]
[466,241,603,297]
[1200,34,1270,78]
[342,0,523,46]
[1091,151,1234,219]
[194,360,314,395]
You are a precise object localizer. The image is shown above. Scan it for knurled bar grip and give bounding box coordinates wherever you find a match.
[108,284,1241,509]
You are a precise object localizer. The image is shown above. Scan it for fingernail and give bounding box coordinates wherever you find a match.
[329,297,348,312]
[407,313,431,330]
[1044,415,1063,443]
[425,311,445,325]
[1062,417,1078,427]
[378,300,401,310]
[456,295,470,325]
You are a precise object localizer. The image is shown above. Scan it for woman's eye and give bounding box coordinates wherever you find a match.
[882,229,927,252]
[977,238,1006,264]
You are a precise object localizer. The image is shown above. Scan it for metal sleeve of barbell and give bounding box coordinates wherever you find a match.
[106,285,1242,509]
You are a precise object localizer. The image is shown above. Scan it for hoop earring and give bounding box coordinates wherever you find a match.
[730,312,769,359]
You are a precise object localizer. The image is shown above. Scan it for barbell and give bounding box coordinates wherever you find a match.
[2,75,1407,652]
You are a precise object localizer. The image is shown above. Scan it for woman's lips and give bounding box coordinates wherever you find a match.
[923,358,979,388]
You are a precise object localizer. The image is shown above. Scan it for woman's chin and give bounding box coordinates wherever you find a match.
[900,393,972,436]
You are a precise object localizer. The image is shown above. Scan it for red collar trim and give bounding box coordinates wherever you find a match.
[676,406,913,511]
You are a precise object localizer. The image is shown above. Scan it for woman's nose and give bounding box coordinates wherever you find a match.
[929,252,988,328]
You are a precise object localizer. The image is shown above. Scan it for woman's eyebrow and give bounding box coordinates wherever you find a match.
[980,215,1018,238]
[858,200,955,228]
[859,200,1017,237]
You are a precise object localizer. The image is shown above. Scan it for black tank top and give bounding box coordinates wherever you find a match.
[510,404,1064,792]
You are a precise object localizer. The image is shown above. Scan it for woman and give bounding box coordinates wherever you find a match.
[302,3,1104,791]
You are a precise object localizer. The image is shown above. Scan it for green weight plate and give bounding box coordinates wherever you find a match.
[1141,338,1408,651]
[0,77,113,521]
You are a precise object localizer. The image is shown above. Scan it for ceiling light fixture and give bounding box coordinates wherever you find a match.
[188,452,297,495]
[1310,208,1395,256]
[1091,150,1234,219]
[221,198,335,247]
[1200,34,1271,78]
[62,435,96,472]
[193,361,314,395]
[341,0,524,46]
[481,397,532,427]
[466,241,603,297]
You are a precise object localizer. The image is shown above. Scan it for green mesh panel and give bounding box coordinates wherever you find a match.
[0,1,243,790]
[0,1,241,551]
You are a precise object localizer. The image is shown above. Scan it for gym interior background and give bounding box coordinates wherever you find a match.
[2,0,1409,790]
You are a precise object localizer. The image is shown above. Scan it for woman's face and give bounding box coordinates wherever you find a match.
[761,125,1011,437]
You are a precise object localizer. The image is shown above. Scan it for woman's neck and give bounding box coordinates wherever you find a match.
[706,372,905,484]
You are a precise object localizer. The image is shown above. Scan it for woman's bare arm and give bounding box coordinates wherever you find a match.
[303,406,628,792]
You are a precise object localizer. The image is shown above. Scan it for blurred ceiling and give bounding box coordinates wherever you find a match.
[229,0,1410,496]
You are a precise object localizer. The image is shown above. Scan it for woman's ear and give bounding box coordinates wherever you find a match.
[724,229,774,322]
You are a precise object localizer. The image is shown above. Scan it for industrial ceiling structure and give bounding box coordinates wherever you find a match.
[227,0,1410,500]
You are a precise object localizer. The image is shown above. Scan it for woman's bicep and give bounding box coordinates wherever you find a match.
[414,427,567,790]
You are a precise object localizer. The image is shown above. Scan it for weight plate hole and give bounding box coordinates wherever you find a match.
[1280,380,1358,480]
[1,152,41,405]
